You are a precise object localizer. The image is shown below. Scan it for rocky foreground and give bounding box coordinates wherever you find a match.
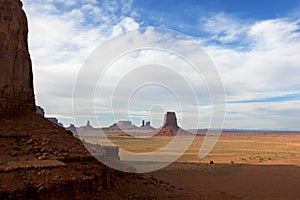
[0,111,198,199]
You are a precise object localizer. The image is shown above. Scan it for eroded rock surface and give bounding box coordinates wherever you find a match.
[0,0,35,115]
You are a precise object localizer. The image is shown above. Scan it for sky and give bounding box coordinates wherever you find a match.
[21,0,300,130]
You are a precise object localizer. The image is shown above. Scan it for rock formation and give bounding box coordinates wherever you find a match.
[47,117,64,127]
[76,120,98,132]
[65,123,78,136]
[155,112,191,136]
[106,120,156,132]
[140,120,156,131]
[141,120,154,129]
[108,120,138,131]
[0,0,35,115]
[163,112,179,128]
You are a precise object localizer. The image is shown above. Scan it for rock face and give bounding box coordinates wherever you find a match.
[0,0,35,115]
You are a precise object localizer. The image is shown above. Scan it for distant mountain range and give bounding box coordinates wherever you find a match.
[48,117,300,136]
[65,120,156,136]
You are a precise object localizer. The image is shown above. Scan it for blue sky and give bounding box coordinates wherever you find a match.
[132,0,299,31]
[21,0,300,130]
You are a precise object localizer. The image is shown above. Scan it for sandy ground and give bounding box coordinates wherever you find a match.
[74,132,300,199]
[140,133,300,199]
[146,162,300,199]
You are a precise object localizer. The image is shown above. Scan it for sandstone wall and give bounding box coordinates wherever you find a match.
[0,0,35,114]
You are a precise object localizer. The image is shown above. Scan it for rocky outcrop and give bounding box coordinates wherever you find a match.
[163,112,179,128]
[0,0,35,115]
[155,112,191,136]
[47,117,64,127]
[108,121,139,131]
[66,123,78,136]
[76,120,99,132]
[140,120,156,130]
[0,112,184,199]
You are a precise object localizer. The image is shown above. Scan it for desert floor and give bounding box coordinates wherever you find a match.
[83,133,300,199]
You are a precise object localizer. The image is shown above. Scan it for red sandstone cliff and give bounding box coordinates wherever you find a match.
[0,0,35,114]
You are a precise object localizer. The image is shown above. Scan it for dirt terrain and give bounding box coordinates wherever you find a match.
[151,134,300,199]
[82,132,300,199]
[84,133,300,165]
[147,162,300,199]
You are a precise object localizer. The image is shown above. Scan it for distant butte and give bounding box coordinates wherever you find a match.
[155,112,191,136]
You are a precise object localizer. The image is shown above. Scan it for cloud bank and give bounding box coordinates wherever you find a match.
[22,0,300,130]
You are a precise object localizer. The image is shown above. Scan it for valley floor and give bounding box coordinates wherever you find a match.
[83,132,300,199]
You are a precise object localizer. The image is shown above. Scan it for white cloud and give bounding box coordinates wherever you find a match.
[249,18,300,49]
[203,15,300,98]
[201,13,250,43]
[72,28,216,128]
[22,0,139,121]
[202,15,300,129]
[20,1,300,130]
[112,17,140,36]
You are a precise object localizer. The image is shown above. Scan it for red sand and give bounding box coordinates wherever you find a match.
[147,162,300,199]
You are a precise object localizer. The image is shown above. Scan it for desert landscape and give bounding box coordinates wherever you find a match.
[78,114,300,199]
[1,0,300,199]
